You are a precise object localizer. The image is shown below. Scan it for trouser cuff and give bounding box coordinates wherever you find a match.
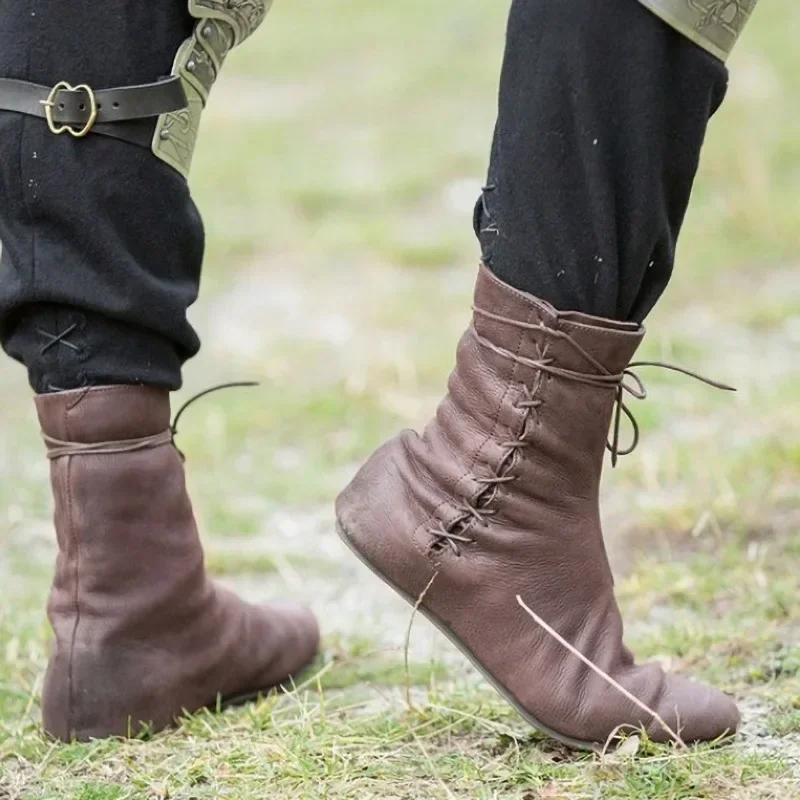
[2,304,186,393]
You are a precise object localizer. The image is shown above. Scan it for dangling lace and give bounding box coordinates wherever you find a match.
[169,382,258,460]
[427,308,734,555]
[43,382,258,461]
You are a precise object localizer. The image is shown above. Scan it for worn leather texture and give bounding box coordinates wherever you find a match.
[36,385,318,741]
[337,265,739,745]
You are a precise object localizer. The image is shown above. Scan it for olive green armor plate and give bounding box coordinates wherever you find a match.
[637,0,757,62]
[153,0,271,177]
[154,0,756,176]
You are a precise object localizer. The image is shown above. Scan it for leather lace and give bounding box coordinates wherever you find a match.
[43,382,257,460]
[427,308,735,556]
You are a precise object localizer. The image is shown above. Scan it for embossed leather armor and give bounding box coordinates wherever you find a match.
[153,0,271,177]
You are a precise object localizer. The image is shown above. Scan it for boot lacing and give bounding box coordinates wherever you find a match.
[427,308,735,556]
[43,382,258,460]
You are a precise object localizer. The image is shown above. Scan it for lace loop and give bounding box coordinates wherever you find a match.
[427,520,474,555]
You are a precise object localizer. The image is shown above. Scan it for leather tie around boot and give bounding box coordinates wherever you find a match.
[336,264,739,750]
[36,385,319,741]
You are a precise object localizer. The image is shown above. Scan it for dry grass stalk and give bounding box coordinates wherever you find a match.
[404,570,440,712]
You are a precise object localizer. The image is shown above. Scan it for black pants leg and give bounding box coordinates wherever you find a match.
[0,0,732,397]
[477,0,730,322]
[0,1,201,393]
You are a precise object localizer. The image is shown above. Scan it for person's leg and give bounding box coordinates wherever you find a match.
[0,1,202,392]
[476,0,732,322]
[0,1,319,741]
[337,0,757,747]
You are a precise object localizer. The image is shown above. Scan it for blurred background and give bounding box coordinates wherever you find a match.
[1,1,799,797]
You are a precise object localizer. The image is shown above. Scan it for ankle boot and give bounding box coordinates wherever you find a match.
[336,265,739,748]
[37,386,319,741]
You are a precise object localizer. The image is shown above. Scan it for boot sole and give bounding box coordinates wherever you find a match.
[336,519,601,753]
[219,656,321,712]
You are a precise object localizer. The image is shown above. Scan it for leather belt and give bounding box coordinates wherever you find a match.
[0,76,187,147]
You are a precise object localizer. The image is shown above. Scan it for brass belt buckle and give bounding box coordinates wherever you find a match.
[40,81,98,138]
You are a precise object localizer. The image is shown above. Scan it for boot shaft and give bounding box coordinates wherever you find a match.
[416,266,644,538]
[36,386,206,640]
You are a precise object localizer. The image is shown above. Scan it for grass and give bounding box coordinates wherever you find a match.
[1,0,800,797]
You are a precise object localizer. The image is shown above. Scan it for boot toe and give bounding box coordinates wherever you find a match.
[651,673,740,744]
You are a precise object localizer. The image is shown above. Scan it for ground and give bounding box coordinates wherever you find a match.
[1,1,800,798]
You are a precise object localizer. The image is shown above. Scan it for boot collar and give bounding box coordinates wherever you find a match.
[35,386,171,444]
[474,264,645,376]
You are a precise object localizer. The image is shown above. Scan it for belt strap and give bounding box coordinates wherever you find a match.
[0,77,187,148]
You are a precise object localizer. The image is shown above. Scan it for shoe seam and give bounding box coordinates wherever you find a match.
[64,402,81,738]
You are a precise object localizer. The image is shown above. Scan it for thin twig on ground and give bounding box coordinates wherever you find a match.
[404,570,440,712]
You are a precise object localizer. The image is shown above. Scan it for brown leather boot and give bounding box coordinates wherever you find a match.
[37,386,319,741]
[336,265,739,749]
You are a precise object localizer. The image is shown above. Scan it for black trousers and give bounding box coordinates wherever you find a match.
[0,0,728,394]
[0,1,199,392]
